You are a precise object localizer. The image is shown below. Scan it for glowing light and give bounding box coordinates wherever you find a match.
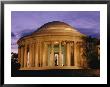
[55,41,59,44]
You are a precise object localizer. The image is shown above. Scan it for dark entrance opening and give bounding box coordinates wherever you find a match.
[54,52,59,66]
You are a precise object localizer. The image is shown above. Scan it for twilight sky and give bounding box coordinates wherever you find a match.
[11,11,100,53]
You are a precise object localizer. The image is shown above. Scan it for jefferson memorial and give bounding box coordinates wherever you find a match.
[17,21,88,70]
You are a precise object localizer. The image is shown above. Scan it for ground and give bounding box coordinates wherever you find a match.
[11,69,100,77]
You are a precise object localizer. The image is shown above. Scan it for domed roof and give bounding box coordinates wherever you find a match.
[32,21,85,36]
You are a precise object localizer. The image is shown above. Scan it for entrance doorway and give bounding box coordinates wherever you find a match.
[54,52,64,66]
[54,52,59,66]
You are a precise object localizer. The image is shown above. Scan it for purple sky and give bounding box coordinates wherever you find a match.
[11,11,100,53]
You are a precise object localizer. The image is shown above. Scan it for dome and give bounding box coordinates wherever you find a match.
[32,21,84,36]
[17,21,88,70]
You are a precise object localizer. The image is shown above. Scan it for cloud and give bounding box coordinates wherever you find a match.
[11,42,18,53]
[11,28,36,53]
[76,28,100,38]
[19,29,35,38]
[90,33,100,39]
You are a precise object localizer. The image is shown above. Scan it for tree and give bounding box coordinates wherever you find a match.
[11,52,20,72]
[82,36,100,69]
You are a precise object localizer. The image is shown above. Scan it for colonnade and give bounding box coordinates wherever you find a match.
[18,40,87,69]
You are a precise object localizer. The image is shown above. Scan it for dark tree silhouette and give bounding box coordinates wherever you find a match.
[11,52,20,74]
[82,36,100,69]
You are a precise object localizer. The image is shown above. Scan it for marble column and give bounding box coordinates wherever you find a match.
[47,42,50,66]
[42,42,47,66]
[74,41,79,67]
[50,42,54,66]
[40,42,43,67]
[66,42,71,66]
[38,42,40,67]
[59,41,62,66]
[27,47,30,67]
[69,43,71,65]
[29,43,32,67]
[32,43,35,67]
[72,42,74,66]
[52,42,55,66]
[45,43,48,66]
[64,41,66,66]
[35,42,39,67]
[24,44,27,67]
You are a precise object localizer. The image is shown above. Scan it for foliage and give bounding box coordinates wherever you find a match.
[11,52,20,72]
[82,36,100,69]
